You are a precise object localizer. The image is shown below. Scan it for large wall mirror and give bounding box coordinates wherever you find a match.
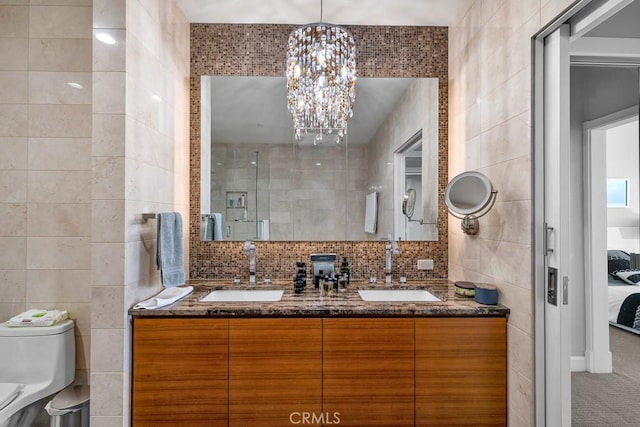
[200,75,439,242]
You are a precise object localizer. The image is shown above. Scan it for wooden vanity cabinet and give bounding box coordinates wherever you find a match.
[323,318,415,426]
[415,317,507,427]
[131,317,229,427]
[229,318,322,426]
[131,316,506,426]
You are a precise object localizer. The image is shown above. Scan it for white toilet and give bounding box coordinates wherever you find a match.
[0,319,75,427]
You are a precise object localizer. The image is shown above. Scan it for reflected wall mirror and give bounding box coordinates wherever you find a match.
[200,76,439,242]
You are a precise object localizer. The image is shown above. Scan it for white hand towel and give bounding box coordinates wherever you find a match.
[133,286,193,310]
[6,309,69,327]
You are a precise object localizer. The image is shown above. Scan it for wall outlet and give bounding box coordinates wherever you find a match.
[417,259,434,270]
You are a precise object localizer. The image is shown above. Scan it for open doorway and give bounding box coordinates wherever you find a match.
[534,0,640,425]
[574,104,640,425]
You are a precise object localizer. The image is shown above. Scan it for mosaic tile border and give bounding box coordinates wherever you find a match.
[190,24,449,280]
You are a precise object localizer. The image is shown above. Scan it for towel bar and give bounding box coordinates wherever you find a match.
[141,213,156,222]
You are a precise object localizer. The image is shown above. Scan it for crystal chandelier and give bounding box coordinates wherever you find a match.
[286,1,356,144]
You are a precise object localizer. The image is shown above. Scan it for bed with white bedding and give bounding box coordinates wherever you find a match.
[607,250,640,332]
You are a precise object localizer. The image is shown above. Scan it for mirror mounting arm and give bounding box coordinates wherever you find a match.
[407,218,437,225]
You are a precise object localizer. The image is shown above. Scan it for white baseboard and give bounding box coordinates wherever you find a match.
[571,356,587,372]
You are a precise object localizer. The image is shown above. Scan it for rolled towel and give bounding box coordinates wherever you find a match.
[133,286,193,310]
[6,309,69,327]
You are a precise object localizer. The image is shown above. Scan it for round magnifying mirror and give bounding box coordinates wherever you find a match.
[444,171,493,216]
[402,188,416,219]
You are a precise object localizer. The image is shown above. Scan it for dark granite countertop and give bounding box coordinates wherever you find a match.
[128,280,510,317]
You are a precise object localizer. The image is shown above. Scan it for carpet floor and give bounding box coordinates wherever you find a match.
[571,325,640,426]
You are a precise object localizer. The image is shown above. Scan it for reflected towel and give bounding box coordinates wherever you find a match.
[364,192,378,234]
[133,286,193,309]
[6,309,69,327]
[201,214,214,241]
[156,212,185,287]
[212,213,223,241]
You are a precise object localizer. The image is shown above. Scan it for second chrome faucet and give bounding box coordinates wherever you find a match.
[385,239,400,285]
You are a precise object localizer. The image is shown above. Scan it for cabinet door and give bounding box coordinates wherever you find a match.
[229,318,322,427]
[131,317,229,427]
[416,317,507,427]
[323,318,415,426]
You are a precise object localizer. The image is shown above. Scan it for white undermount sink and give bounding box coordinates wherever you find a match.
[201,289,284,302]
[357,289,441,302]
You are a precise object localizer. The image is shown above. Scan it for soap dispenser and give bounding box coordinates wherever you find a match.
[340,257,350,285]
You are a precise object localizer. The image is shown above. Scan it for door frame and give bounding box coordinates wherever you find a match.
[532,0,636,425]
[583,106,638,374]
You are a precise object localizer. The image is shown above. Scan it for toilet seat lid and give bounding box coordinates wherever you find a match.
[0,383,22,411]
[0,319,73,337]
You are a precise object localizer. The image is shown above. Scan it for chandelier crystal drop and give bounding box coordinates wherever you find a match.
[286,21,356,143]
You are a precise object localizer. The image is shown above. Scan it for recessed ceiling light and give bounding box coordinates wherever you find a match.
[315,162,322,166]
[67,82,83,89]
[96,33,116,45]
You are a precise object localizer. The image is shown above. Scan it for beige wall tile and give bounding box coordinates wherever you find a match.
[26,269,91,302]
[28,138,91,170]
[0,38,28,71]
[508,367,534,426]
[126,0,160,58]
[0,5,28,37]
[92,199,125,243]
[28,104,92,137]
[91,286,125,329]
[93,29,126,72]
[93,71,125,113]
[27,203,91,237]
[0,269,26,302]
[0,104,28,137]
[482,200,531,245]
[90,373,124,416]
[29,5,91,39]
[0,137,27,169]
[28,171,91,203]
[124,239,158,287]
[93,114,125,157]
[92,156,125,200]
[30,0,91,5]
[94,0,125,29]
[26,236,90,269]
[91,328,123,372]
[0,1,28,5]
[0,268,26,323]
[74,330,91,372]
[88,416,124,427]
[29,38,92,71]
[0,203,26,236]
[28,71,91,104]
[0,236,26,269]
[0,170,27,202]
[0,71,27,103]
[92,243,125,286]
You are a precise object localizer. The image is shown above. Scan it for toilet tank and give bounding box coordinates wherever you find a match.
[0,320,75,387]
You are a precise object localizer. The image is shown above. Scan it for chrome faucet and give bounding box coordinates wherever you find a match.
[243,240,256,285]
[385,239,399,285]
